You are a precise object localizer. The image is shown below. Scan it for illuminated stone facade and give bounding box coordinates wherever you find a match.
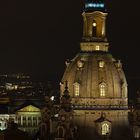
[61,1,129,139]
[0,114,15,131]
[15,105,41,135]
[0,103,41,137]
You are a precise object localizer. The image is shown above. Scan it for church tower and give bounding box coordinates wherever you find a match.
[61,0,129,139]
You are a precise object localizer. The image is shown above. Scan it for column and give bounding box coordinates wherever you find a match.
[26,116,28,127]
[32,116,34,127]
[37,116,39,126]
[21,115,23,126]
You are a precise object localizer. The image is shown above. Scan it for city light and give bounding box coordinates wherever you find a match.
[50,96,54,101]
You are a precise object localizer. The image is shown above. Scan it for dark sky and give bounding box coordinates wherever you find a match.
[0,0,140,96]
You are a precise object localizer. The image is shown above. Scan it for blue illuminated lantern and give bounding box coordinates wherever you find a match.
[84,0,106,11]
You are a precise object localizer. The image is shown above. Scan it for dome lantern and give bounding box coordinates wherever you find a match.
[83,0,106,12]
[81,0,108,52]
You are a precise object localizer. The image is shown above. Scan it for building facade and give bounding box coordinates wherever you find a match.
[0,103,42,137]
[61,0,129,139]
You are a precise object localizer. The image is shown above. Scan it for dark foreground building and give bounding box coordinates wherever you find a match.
[0,122,31,140]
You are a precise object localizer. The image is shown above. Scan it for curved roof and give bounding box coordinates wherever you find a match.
[61,52,128,109]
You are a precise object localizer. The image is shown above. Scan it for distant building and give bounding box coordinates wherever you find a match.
[0,102,43,137]
[0,73,58,97]
[0,73,32,93]
[0,74,57,137]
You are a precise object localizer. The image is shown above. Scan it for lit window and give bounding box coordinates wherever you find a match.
[77,60,84,68]
[92,20,97,37]
[134,131,140,139]
[99,61,105,68]
[99,83,106,97]
[134,127,140,138]
[102,123,110,135]
[95,45,100,50]
[93,22,96,27]
[74,83,80,97]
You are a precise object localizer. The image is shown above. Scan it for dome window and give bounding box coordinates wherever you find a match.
[99,60,105,68]
[133,126,140,139]
[102,123,110,135]
[56,126,65,138]
[95,113,111,136]
[74,83,80,97]
[95,45,100,50]
[77,60,84,68]
[93,22,97,27]
[92,20,97,37]
[99,83,106,97]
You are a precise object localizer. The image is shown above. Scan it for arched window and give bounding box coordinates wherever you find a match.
[99,83,106,97]
[134,127,140,138]
[102,123,110,135]
[92,20,97,37]
[57,126,65,138]
[134,130,140,139]
[40,123,47,137]
[74,83,80,97]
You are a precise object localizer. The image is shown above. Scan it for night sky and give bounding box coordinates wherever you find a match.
[0,0,140,98]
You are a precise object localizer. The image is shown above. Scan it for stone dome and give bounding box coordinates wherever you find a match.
[60,4,130,140]
[61,10,128,110]
[61,51,128,109]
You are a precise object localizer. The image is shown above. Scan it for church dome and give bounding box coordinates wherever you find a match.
[61,51,128,109]
[60,2,129,140]
[61,10,128,110]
